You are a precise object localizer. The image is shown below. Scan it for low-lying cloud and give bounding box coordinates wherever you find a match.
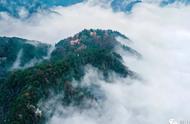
[1,1,190,124]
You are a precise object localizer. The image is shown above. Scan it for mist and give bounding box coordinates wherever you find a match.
[1,1,190,124]
[11,49,23,70]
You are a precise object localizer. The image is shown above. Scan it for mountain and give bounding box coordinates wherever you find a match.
[111,0,141,12]
[0,37,51,81]
[1,0,190,18]
[111,0,190,13]
[0,0,83,18]
[160,0,190,6]
[0,29,138,124]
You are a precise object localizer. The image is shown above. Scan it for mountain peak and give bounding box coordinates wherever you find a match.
[0,29,137,124]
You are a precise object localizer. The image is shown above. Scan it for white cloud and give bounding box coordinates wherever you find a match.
[1,1,190,124]
[11,49,23,69]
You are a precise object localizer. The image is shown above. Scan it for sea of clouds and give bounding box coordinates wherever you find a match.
[1,1,190,124]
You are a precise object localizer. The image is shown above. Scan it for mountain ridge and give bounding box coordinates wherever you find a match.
[0,29,138,124]
[1,0,190,18]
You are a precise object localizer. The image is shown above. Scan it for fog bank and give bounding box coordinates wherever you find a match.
[1,1,190,124]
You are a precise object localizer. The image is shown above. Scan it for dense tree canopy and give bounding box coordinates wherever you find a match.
[0,29,138,124]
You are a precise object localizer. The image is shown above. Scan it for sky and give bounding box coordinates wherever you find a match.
[1,1,190,124]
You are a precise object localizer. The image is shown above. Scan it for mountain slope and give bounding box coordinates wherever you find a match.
[0,0,83,18]
[0,37,50,80]
[0,29,138,124]
[111,0,190,13]
[111,0,141,12]
[1,0,190,18]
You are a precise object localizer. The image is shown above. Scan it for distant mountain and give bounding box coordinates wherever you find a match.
[111,0,190,13]
[111,0,141,12]
[1,0,190,18]
[0,0,83,18]
[160,0,190,6]
[0,29,138,124]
